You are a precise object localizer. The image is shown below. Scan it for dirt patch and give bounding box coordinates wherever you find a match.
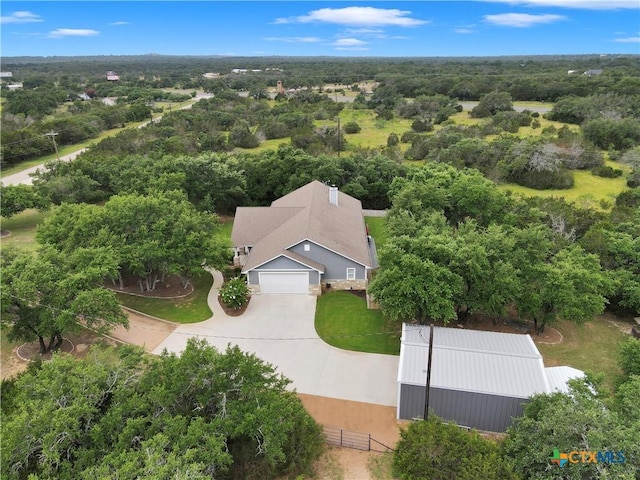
[107,274,193,298]
[298,394,401,452]
[2,329,116,381]
[1,230,11,238]
[600,311,636,336]
[110,308,177,352]
[217,295,252,317]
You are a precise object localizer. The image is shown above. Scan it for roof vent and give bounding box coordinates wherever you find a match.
[329,186,339,206]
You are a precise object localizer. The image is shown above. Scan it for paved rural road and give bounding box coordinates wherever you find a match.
[1,92,214,187]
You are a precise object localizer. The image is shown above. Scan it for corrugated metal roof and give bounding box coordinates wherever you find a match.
[399,325,550,398]
[545,366,585,393]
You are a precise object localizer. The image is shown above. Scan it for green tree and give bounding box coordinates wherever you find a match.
[37,191,230,291]
[1,246,127,353]
[393,417,517,480]
[1,339,323,480]
[504,380,640,479]
[618,338,640,378]
[470,91,513,118]
[0,184,48,218]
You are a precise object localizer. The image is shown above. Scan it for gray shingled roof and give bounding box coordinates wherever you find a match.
[232,181,371,272]
[399,325,550,399]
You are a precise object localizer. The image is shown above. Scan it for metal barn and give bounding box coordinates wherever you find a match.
[397,325,551,432]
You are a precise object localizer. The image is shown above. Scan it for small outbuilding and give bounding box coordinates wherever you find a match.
[397,324,553,432]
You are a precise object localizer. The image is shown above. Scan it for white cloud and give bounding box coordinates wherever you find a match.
[333,38,368,46]
[484,13,566,27]
[455,28,476,33]
[48,29,99,38]
[275,7,427,27]
[109,21,130,26]
[335,47,370,51]
[480,0,638,9]
[614,36,640,43]
[263,37,322,43]
[1,11,42,24]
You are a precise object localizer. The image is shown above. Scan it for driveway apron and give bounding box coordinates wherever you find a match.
[154,274,398,407]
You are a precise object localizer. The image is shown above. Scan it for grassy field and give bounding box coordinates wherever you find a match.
[315,291,400,355]
[537,314,631,390]
[0,209,50,252]
[115,272,213,323]
[337,108,413,149]
[499,168,629,210]
[365,216,389,251]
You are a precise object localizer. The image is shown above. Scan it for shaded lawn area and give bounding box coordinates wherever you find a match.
[365,216,388,251]
[1,209,51,252]
[315,291,400,355]
[115,271,213,324]
[537,314,630,391]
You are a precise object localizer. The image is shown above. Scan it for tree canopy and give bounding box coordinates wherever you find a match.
[1,246,127,353]
[0,339,324,479]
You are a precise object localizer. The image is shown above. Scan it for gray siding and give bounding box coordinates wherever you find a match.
[289,241,366,280]
[248,256,320,285]
[398,384,527,432]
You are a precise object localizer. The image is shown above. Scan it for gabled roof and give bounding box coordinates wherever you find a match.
[232,181,371,272]
[399,325,550,399]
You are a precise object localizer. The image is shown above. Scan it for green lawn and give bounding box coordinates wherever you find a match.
[315,291,400,355]
[115,272,213,324]
[537,314,630,390]
[0,209,51,252]
[365,216,388,250]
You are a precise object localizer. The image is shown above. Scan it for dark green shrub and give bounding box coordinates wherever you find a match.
[344,121,361,134]
[591,165,623,178]
[393,417,517,480]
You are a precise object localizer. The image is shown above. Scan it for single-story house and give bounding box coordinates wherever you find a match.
[231,181,376,295]
[397,324,584,432]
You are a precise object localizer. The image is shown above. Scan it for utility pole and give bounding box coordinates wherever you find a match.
[45,131,60,161]
[337,116,341,157]
[423,324,434,421]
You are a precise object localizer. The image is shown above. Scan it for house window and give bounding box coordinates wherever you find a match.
[346,268,356,280]
[304,244,310,252]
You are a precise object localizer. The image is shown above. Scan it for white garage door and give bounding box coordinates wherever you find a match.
[259,272,309,294]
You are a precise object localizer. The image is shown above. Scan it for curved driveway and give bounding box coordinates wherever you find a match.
[153,270,399,407]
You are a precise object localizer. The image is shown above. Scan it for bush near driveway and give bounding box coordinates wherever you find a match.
[220,277,250,310]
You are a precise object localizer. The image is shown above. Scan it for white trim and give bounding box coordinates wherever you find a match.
[243,253,324,273]
[285,238,370,268]
[346,268,356,280]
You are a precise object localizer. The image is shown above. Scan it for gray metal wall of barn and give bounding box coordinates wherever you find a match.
[398,384,528,432]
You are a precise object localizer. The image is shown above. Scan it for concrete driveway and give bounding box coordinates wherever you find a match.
[153,291,399,407]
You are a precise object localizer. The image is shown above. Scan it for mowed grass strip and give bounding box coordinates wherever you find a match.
[115,271,213,324]
[365,216,389,250]
[315,291,400,355]
[537,314,630,390]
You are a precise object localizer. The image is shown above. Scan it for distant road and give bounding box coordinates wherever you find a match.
[458,101,552,114]
[1,92,214,187]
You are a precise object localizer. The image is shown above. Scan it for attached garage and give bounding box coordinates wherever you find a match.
[258,272,309,294]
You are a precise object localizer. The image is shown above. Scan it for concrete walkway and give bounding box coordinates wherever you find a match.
[154,269,399,407]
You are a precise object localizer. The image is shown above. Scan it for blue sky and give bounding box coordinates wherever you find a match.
[2,1,639,57]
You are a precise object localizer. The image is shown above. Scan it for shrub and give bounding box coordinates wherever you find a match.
[220,277,250,309]
[387,133,399,147]
[411,119,433,133]
[393,417,517,480]
[619,338,640,378]
[591,165,623,178]
[344,121,361,134]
